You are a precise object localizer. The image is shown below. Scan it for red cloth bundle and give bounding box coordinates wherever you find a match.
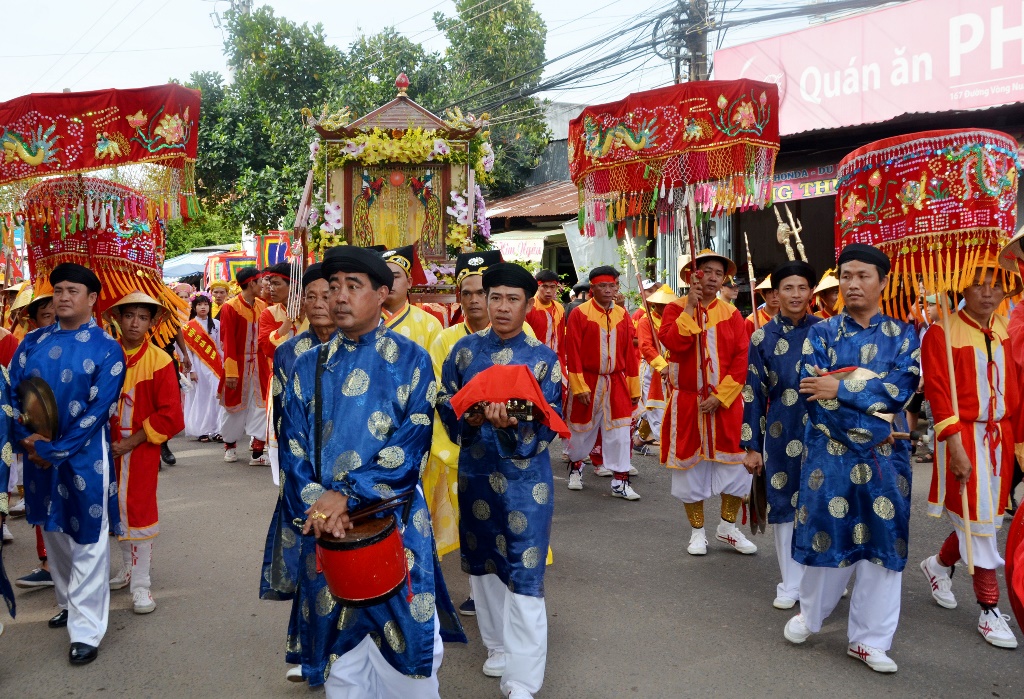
[449,364,570,438]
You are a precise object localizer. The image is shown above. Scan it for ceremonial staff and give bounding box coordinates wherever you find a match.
[743,232,760,330]
[622,221,667,401]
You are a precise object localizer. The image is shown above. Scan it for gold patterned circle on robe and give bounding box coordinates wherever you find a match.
[897,474,910,498]
[845,378,866,393]
[491,347,513,366]
[533,361,549,381]
[828,496,849,518]
[785,440,802,457]
[405,547,416,571]
[378,446,405,469]
[489,472,508,495]
[342,368,370,396]
[532,482,550,504]
[522,546,541,569]
[512,458,530,470]
[769,421,783,438]
[741,423,753,442]
[770,472,788,490]
[368,411,393,440]
[464,531,478,551]
[873,496,895,520]
[774,338,790,356]
[826,438,847,455]
[409,592,435,622]
[812,531,832,552]
[807,468,825,490]
[852,522,871,544]
[882,320,901,337]
[384,620,407,653]
[413,508,431,537]
[472,500,491,520]
[741,385,755,403]
[301,482,325,505]
[850,463,872,484]
[781,389,799,406]
[334,450,362,477]
[847,428,873,444]
[508,510,528,535]
[376,335,399,363]
[316,586,336,616]
[751,329,764,346]
[495,534,507,557]
[337,606,358,631]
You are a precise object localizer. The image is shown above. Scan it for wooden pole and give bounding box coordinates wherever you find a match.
[682,198,714,457]
[743,232,760,330]
[934,252,973,575]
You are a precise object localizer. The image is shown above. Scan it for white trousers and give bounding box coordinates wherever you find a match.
[774,522,805,601]
[952,527,1004,569]
[7,454,21,491]
[640,367,665,436]
[471,573,547,696]
[220,378,267,446]
[799,560,902,650]
[568,405,631,473]
[325,614,442,699]
[670,460,751,503]
[43,441,111,647]
[119,539,154,592]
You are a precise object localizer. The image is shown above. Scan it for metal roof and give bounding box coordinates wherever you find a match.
[486,180,579,220]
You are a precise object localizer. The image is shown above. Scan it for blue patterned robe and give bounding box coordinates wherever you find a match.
[10,319,125,545]
[0,365,15,619]
[436,329,561,598]
[261,329,329,667]
[793,312,920,572]
[741,313,822,523]
[278,325,464,687]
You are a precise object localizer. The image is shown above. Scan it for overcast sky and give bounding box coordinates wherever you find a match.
[0,0,804,105]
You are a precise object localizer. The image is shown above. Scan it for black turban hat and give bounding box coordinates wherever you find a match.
[322,246,393,289]
[482,262,538,297]
[455,250,503,285]
[771,261,818,290]
[837,243,891,275]
[50,263,100,294]
[302,262,324,289]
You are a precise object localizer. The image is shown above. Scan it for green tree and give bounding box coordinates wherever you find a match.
[163,213,239,259]
[435,0,551,196]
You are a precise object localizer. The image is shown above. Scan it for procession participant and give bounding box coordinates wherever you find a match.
[718,276,739,304]
[564,266,641,498]
[105,292,185,614]
[525,269,565,365]
[659,249,756,555]
[635,284,677,446]
[783,243,920,674]
[257,262,304,467]
[8,283,32,341]
[919,263,1021,648]
[745,276,779,335]
[381,245,442,350]
[436,262,562,699]
[631,279,659,324]
[813,269,840,319]
[565,282,589,318]
[12,262,125,665]
[259,262,336,683]
[259,275,273,305]
[218,266,267,464]
[209,279,230,318]
[0,367,15,636]
[26,289,56,331]
[279,245,464,695]
[172,283,193,303]
[741,261,822,609]
[182,293,224,441]
[1008,296,1024,514]
[424,251,504,565]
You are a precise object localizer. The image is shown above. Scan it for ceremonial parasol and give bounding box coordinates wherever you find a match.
[836,129,1024,575]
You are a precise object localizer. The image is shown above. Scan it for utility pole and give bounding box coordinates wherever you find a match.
[685,0,710,82]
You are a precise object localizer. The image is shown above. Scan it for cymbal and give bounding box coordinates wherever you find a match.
[17,377,59,441]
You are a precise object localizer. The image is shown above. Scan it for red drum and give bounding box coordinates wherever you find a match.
[316,513,408,607]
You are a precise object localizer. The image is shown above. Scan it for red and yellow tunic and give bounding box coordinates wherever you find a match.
[564,298,640,431]
[219,294,267,411]
[744,306,772,335]
[659,298,749,469]
[258,303,304,399]
[1009,302,1024,462]
[924,310,1019,527]
[525,297,565,365]
[0,327,18,366]
[112,340,185,540]
[636,310,667,407]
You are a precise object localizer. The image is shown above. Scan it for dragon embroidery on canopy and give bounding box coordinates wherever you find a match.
[583,114,658,158]
[2,124,60,167]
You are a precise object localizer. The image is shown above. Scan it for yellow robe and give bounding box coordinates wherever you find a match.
[383,301,442,351]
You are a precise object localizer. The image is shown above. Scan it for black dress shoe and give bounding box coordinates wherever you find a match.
[48,610,68,628]
[69,642,98,665]
[160,443,176,466]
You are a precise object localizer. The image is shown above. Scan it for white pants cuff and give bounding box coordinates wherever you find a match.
[670,460,751,502]
[798,559,902,650]
[470,573,547,695]
[773,522,804,600]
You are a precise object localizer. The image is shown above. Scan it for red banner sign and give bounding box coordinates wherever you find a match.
[715,0,1024,136]
[0,84,199,185]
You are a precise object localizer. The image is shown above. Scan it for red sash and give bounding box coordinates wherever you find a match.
[183,319,224,380]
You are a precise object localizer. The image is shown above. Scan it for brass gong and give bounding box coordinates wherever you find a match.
[17,377,59,440]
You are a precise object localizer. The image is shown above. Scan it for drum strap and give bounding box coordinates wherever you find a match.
[313,344,328,483]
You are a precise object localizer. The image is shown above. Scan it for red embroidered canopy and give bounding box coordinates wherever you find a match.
[568,79,780,234]
[834,129,1022,317]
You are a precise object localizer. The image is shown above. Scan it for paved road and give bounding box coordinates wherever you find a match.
[1,436,1022,698]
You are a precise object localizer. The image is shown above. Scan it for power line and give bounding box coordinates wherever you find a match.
[69,0,176,90]
[29,0,121,91]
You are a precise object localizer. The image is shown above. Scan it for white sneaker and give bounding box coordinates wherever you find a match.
[2,522,12,543]
[687,528,708,555]
[847,643,898,673]
[978,608,1018,648]
[773,595,797,610]
[628,465,639,476]
[224,448,238,463]
[110,568,131,590]
[919,556,957,609]
[482,649,506,677]
[567,469,583,491]
[249,453,270,466]
[132,588,156,614]
[508,689,534,699]
[286,665,303,682]
[611,479,640,500]
[784,613,812,644]
[9,498,25,517]
[593,466,612,477]
[716,520,757,554]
